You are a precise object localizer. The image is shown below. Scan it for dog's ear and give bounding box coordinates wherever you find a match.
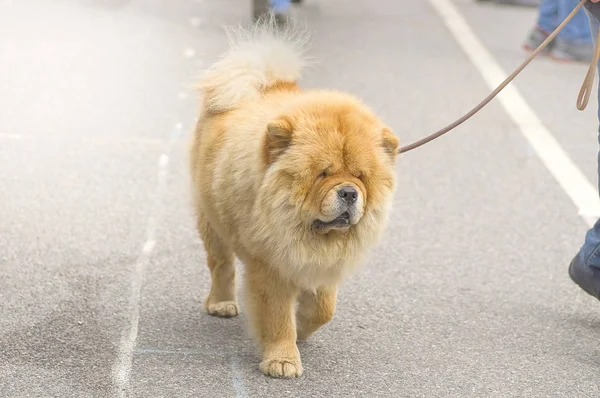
[381,127,400,159]
[264,116,294,165]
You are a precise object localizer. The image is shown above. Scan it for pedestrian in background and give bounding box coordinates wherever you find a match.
[570,0,600,300]
[253,0,303,24]
[523,0,594,62]
[270,0,291,22]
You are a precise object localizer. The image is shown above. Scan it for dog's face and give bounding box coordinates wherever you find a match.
[262,94,399,240]
[310,175,365,235]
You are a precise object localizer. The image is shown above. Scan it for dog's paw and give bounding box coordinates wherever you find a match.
[204,298,239,318]
[259,357,303,378]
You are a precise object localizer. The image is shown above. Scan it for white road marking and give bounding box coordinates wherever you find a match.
[189,17,203,28]
[0,133,168,146]
[142,240,156,255]
[112,126,177,397]
[159,154,169,168]
[0,133,23,140]
[184,47,196,58]
[428,0,600,228]
[135,348,205,355]
[229,355,249,398]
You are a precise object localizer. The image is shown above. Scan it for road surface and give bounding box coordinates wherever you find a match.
[1,0,600,396]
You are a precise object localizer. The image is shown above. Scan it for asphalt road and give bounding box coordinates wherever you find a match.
[2,0,600,397]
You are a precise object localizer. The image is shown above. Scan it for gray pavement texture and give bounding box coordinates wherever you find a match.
[1,0,600,397]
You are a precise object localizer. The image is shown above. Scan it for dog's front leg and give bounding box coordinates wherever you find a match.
[245,261,302,378]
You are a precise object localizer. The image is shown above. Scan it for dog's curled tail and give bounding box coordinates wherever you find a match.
[197,15,311,114]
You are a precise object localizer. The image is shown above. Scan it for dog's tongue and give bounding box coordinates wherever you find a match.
[334,212,350,223]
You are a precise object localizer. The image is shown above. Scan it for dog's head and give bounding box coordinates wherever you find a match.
[260,92,399,249]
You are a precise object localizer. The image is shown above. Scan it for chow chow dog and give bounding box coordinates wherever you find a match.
[190,18,399,378]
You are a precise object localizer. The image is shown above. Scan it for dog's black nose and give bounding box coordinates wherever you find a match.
[338,186,358,205]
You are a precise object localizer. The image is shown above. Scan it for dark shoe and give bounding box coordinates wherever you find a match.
[569,256,600,300]
[274,12,288,28]
[523,26,554,54]
[551,39,595,63]
[252,0,270,23]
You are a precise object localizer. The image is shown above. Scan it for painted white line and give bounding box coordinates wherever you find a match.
[428,0,600,228]
[0,133,167,146]
[142,240,156,255]
[112,129,177,397]
[135,347,205,355]
[189,17,203,28]
[184,47,196,58]
[0,132,23,139]
[113,253,148,398]
[229,355,249,398]
[159,154,169,168]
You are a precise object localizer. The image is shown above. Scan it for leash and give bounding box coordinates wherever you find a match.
[398,0,600,154]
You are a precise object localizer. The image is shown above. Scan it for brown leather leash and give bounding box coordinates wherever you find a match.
[398,0,600,154]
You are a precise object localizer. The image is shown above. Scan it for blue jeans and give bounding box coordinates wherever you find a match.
[537,0,592,44]
[577,8,600,268]
[270,0,290,12]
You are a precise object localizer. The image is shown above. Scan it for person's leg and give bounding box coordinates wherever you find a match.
[252,0,291,25]
[556,0,593,43]
[252,0,270,22]
[569,6,600,299]
[537,0,559,33]
[551,0,594,61]
[269,0,291,25]
[270,0,291,13]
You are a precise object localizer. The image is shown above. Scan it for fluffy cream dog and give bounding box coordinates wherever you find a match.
[189,19,400,378]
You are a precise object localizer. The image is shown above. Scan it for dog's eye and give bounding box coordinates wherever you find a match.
[318,171,327,180]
